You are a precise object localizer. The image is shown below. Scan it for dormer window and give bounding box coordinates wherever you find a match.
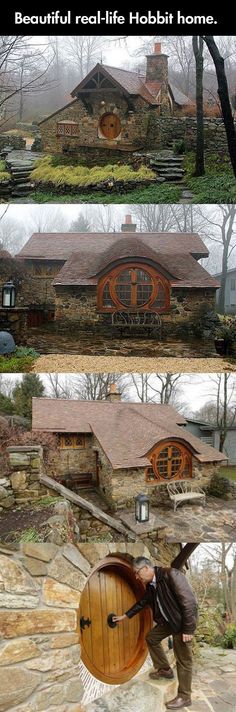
[146,441,192,483]
[98,263,170,312]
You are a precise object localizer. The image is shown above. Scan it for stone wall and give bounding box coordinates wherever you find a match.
[39,94,150,156]
[54,285,217,335]
[93,437,221,510]
[0,446,45,511]
[0,541,179,711]
[0,134,26,150]
[0,257,59,312]
[55,435,97,480]
[145,115,233,152]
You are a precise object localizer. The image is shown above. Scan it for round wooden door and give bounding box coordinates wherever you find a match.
[100,113,121,139]
[79,557,152,684]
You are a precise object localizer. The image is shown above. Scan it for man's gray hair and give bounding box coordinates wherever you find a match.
[133,556,154,569]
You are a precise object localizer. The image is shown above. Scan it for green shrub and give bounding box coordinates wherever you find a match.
[31,156,156,187]
[173,139,186,155]
[0,159,11,181]
[222,624,236,649]
[207,474,231,499]
[0,347,39,373]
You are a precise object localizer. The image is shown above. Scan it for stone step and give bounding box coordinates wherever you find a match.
[84,671,177,711]
[153,168,185,175]
[151,158,184,164]
[11,169,32,176]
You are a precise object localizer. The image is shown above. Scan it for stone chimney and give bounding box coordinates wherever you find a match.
[106,383,121,402]
[121,214,137,233]
[146,42,169,84]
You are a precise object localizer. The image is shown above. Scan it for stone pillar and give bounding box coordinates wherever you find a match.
[0,307,28,344]
[6,445,44,504]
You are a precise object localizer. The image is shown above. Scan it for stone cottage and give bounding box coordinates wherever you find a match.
[14,216,219,337]
[32,390,226,510]
[38,43,192,158]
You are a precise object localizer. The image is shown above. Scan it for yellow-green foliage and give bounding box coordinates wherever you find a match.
[0,160,10,181]
[31,155,155,187]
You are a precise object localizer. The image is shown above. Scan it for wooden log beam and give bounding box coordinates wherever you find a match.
[40,474,136,541]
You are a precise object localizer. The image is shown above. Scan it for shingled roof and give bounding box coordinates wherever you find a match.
[71,63,192,107]
[32,399,226,470]
[17,232,209,261]
[52,245,219,290]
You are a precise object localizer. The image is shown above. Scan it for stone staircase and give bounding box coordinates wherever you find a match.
[148,150,185,183]
[5,149,42,197]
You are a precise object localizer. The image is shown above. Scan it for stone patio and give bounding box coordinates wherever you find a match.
[82,646,236,712]
[119,496,236,542]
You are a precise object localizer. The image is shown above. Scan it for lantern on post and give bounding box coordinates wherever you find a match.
[2,280,16,308]
[135,493,150,523]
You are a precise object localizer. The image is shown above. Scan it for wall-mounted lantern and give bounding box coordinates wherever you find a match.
[2,280,16,308]
[135,493,150,523]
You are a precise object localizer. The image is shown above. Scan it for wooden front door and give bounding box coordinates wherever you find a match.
[79,557,152,684]
[100,113,121,139]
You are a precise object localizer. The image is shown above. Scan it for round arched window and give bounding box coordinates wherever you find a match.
[99,113,121,139]
[98,264,170,312]
[146,441,192,483]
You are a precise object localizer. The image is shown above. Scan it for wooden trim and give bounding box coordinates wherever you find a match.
[97,262,170,313]
[59,433,85,449]
[79,556,152,684]
[146,439,192,483]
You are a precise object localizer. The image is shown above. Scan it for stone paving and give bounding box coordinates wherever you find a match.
[118,496,236,542]
[190,646,236,712]
[83,646,236,712]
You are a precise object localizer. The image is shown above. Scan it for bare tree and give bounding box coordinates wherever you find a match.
[202,36,236,177]
[67,373,123,401]
[63,36,105,81]
[121,373,184,406]
[0,36,56,127]
[194,373,236,452]
[192,36,205,176]
[198,205,236,313]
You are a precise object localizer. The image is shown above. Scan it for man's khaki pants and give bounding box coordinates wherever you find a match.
[146,622,193,700]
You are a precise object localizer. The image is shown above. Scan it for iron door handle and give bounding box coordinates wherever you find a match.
[107,613,117,628]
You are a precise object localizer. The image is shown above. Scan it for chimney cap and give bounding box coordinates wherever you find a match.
[155,42,162,54]
[125,214,132,224]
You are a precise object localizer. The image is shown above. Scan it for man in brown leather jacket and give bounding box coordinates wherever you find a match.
[113,556,198,710]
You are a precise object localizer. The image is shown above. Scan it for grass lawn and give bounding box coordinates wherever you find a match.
[184,152,236,203]
[219,467,236,481]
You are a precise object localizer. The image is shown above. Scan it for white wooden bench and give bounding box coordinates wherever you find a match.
[167,481,206,512]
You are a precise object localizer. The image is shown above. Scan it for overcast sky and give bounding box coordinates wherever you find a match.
[1,204,236,274]
[1,372,236,415]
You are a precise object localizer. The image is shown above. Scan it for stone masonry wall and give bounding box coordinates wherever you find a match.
[54,435,97,479]
[146,114,234,152]
[0,134,26,150]
[39,94,150,155]
[0,258,58,311]
[0,541,179,711]
[94,441,223,510]
[54,285,217,332]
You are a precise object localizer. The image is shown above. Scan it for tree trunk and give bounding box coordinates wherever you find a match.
[192,36,205,176]
[202,36,236,177]
[218,242,229,313]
